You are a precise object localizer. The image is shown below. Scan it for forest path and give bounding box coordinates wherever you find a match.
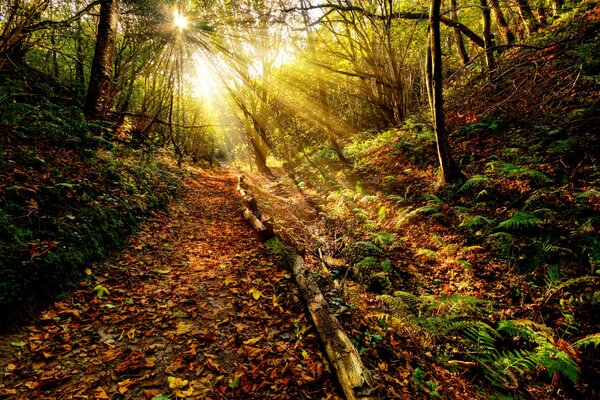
[0,169,339,399]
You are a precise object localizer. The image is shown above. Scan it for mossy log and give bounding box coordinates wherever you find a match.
[288,253,374,400]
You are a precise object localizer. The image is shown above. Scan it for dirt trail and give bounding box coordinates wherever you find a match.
[0,170,340,399]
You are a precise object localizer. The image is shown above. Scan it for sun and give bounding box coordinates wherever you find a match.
[173,11,188,30]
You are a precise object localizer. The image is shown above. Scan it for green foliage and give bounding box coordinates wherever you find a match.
[485,161,552,183]
[574,333,600,349]
[458,175,493,193]
[265,238,286,255]
[371,231,397,250]
[460,214,495,230]
[497,213,540,231]
[0,78,181,321]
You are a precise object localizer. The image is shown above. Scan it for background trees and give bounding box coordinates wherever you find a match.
[0,0,570,175]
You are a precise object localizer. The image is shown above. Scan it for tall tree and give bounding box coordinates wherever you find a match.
[450,0,470,65]
[84,0,118,120]
[300,0,349,164]
[429,0,464,183]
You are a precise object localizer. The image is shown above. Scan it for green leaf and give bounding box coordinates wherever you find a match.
[93,285,110,298]
[151,394,173,400]
[10,341,27,347]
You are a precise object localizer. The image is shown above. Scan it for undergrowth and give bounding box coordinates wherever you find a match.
[0,68,181,328]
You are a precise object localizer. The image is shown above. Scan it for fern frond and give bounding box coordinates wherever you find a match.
[458,175,493,192]
[497,319,556,344]
[451,320,499,355]
[424,194,444,204]
[415,248,441,260]
[497,212,540,231]
[460,214,495,229]
[533,346,579,384]
[574,333,600,349]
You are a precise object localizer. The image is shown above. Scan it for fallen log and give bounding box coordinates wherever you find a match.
[236,174,373,399]
[241,206,274,240]
[288,253,373,400]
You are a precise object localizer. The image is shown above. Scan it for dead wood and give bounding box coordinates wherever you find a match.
[236,174,373,400]
[288,253,374,400]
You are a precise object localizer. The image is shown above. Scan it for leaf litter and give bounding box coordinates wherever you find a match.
[0,170,341,399]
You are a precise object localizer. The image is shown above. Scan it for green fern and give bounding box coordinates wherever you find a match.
[415,248,441,261]
[460,214,495,229]
[496,319,579,385]
[497,213,540,231]
[458,175,493,192]
[371,231,396,250]
[574,333,600,349]
[485,161,552,183]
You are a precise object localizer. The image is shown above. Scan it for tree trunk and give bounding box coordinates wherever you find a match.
[300,0,349,164]
[429,0,464,184]
[450,0,470,65]
[516,0,540,34]
[74,20,86,88]
[489,0,515,45]
[552,0,564,15]
[480,0,495,74]
[84,0,118,120]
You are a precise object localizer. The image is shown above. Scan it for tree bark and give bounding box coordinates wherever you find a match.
[429,0,464,184]
[480,0,495,74]
[450,0,470,65]
[489,0,515,45]
[84,0,118,120]
[516,0,540,34]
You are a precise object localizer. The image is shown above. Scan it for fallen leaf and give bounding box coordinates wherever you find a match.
[175,386,194,397]
[10,341,26,347]
[243,337,261,345]
[224,275,235,286]
[167,376,189,389]
[93,285,110,298]
[154,269,171,274]
[175,321,193,335]
[84,268,92,275]
[118,378,135,394]
[25,381,39,390]
[93,387,109,399]
[0,389,17,396]
[248,288,262,300]
[241,345,262,360]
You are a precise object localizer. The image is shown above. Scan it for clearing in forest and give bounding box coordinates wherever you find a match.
[0,170,340,399]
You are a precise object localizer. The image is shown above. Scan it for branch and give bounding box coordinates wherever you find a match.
[283,3,484,48]
[20,1,103,34]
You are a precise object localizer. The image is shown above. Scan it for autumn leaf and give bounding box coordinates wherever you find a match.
[10,341,26,347]
[25,381,39,390]
[224,275,235,286]
[154,269,171,274]
[84,268,92,275]
[241,345,262,360]
[175,321,193,335]
[248,288,262,300]
[167,376,189,389]
[175,386,194,397]
[92,387,109,399]
[243,337,261,345]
